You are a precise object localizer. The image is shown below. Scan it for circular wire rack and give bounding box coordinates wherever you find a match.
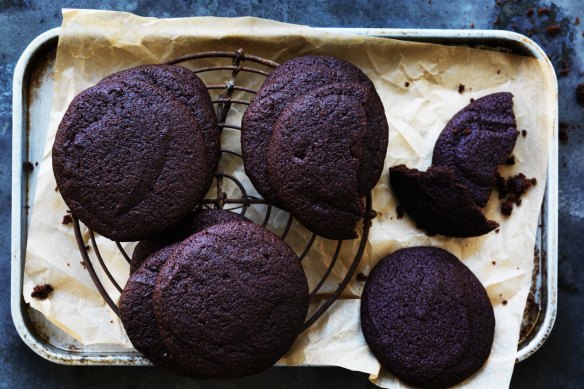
[72,48,376,333]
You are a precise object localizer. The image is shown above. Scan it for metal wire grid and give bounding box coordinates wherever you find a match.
[72,48,376,333]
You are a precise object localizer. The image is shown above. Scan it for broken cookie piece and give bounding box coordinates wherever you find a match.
[389,165,499,237]
[432,92,518,208]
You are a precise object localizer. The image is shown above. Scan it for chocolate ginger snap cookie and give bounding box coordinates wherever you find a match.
[268,83,387,240]
[101,64,220,176]
[130,209,248,273]
[120,243,182,371]
[242,55,386,206]
[53,80,210,241]
[432,92,518,207]
[153,221,308,378]
[361,247,495,388]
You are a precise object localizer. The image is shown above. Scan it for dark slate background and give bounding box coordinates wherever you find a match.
[1,1,583,388]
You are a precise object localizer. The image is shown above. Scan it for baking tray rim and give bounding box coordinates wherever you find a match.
[11,26,558,366]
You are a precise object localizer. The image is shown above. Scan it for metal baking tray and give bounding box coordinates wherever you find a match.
[11,27,558,366]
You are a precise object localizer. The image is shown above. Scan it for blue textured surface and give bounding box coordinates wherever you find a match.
[1,1,583,388]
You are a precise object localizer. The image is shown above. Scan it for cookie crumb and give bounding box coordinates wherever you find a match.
[458,83,465,93]
[80,261,87,269]
[31,284,54,300]
[501,198,514,216]
[23,161,34,173]
[521,129,527,137]
[495,228,500,233]
[505,156,516,165]
[62,214,73,225]
[497,69,501,74]
[498,173,537,198]
[404,81,410,87]
[470,98,475,103]
[492,260,496,265]
[510,174,537,194]
[396,205,404,219]
[497,173,537,216]
[502,300,508,305]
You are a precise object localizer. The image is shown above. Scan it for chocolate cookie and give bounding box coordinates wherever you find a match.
[153,222,308,378]
[432,92,517,207]
[130,209,248,273]
[120,244,181,371]
[268,83,386,240]
[242,55,385,206]
[53,80,210,241]
[101,64,220,176]
[361,247,495,388]
[389,165,498,237]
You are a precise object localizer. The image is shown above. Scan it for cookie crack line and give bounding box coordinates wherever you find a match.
[115,129,172,216]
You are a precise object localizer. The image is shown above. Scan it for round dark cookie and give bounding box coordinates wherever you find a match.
[241,55,385,206]
[389,164,498,237]
[120,243,184,372]
[52,80,210,241]
[130,209,249,273]
[101,64,220,177]
[153,222,309,378]
[267,82,386,240]
[258,55,370,94]
[432,92,517,208]
[361,247,495,388]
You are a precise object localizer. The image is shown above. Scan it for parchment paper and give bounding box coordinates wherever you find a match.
[23,9,556,388]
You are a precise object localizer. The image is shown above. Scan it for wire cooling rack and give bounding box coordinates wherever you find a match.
[71,48,376,332]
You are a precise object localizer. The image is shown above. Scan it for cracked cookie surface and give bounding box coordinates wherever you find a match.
[153,221,308,378]
[53,79,209,241]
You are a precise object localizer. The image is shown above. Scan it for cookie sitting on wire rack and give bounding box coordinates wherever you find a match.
[54,48,383,377]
